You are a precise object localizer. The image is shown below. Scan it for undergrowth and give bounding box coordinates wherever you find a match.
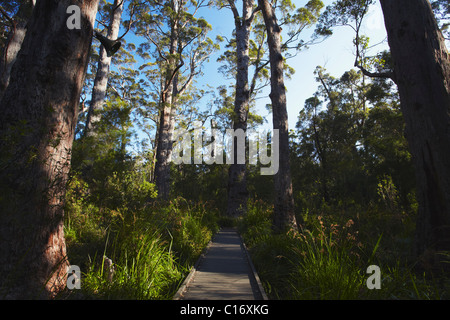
[239,199,450,300]
[63,174,219,299]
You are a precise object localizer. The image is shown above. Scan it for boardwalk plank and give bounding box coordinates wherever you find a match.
[174,229,267,300]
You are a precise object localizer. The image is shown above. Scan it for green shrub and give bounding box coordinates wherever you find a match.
[239,200,450,300]
[64,183,219,299]
[156,198,219,265]
[81,231,185,300]
[290,216,367,299]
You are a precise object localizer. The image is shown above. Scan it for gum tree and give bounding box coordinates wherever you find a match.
[379,0,450,264]
[258,0,296,232]
[319,0,450,266]
[0,0,99,298]
[84,0,126,136]
[257,0,323,232]
[220,0,323,219]
[134,0,218,199]
[218,0,260,217]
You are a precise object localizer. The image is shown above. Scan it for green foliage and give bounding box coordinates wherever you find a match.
[239,201,368,299]
[82,232,184,300]
[66,85,219,299]
[315,0,375,36]
[292,65,415,217]
[65,191,219,299]
[101,170,157,215]
[151,198,220,265]
[60,0,450,301]
[239,201,449,300]
[292,215,372,299]
[238,199,273,247]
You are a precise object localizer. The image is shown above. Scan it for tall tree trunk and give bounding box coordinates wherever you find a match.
[154,0,180,200]
[380,0,450,266]
[259,0,297,232]
[0,0,35,98]
[0,0,99,298]
[225,0,254,217]
[150,114,160,183]
[155,87,176,200]
[84,0,124,136]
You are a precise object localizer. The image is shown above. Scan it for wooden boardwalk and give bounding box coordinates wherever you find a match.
[173,228,268,300]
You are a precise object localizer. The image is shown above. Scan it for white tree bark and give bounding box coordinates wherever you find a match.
[84,0,124,136]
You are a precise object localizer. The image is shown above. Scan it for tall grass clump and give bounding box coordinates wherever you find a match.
[81,231,185,299]
[152,197,219,265]
[238,200,299,299]
[64,172,219,300]
[290,215,368,299]
[239,201,449,299]
[240,207,371,299]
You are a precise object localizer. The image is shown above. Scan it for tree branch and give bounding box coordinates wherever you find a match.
[354,63,394,80]
[113,0,125,12]
[117,2,138,41]
[146,28,168,62]
[226,0,241,25]
[351,3,394,81]
[353,23,394,81]
[247,5,261,24]
[162,60,185,98]
[0,7,15,26]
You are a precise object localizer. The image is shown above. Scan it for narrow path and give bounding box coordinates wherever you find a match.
[174,228,267,300]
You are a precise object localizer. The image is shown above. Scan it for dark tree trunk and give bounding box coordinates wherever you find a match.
[380,0,450,265]
[0,0,99,298]
[259,0,297,232]
[0,0,35,98]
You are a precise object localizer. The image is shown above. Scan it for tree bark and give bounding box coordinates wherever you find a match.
[0,0,35,99]
[225,0,254,217]
[380,0,450,265]
[154,0,180,200]
[259,0,297,232]
[0,0,99,298]
[84,0,124,136]
[154,84,176,200]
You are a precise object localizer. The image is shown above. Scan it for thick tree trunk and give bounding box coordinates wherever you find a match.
[0,0,35,98]
[225,0,253,217]
[84,0,124,136]
[155,89,176,200]
[259,0,297,232]
[380,0,450,265]
[0,0,99,298]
